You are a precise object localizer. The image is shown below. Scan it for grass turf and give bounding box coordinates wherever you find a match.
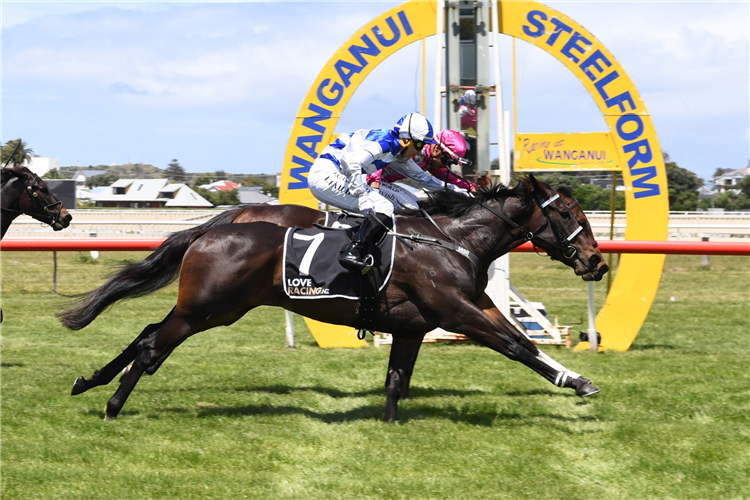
[1,250,748,499]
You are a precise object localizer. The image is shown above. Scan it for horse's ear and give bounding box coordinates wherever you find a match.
[528,173,541,192]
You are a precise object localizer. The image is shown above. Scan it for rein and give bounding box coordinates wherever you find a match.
[393,187,585,270]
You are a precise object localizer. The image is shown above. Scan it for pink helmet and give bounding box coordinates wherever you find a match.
[435,129,467,159]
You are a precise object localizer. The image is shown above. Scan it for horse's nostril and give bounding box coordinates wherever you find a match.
[589,254,601,267]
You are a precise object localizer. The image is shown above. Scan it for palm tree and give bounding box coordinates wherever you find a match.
[1,139,35,167]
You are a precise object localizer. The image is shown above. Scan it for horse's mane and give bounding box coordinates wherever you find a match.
[399,176,534,218]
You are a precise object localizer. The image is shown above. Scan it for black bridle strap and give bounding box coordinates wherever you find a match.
[533,192,583,260]
[477,201,537,242]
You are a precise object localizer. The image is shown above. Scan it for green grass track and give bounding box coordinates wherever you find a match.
[1,250,748,499]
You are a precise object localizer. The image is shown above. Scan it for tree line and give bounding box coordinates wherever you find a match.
[4,139,748,210]
[532,153,750,211]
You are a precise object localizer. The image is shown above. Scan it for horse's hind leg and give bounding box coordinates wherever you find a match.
[105,363,146,421]
[384,335,424,423]
[71,312,173,395]
[102,311,194,420]
[102,305,252,420]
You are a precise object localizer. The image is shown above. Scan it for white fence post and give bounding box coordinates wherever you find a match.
[285,310,295,349]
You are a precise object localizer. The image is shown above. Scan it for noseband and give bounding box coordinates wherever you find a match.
[478,192,583,261]
[0,172,62,226]
[535,193,582,261]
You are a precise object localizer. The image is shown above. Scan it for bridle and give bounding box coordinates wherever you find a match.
[478,191,583,262]
[398,187,585,274]
[1,169,63,226]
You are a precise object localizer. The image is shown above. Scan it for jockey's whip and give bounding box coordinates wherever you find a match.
[2,141,22,170]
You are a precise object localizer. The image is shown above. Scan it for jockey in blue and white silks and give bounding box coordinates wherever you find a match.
[309,113,459,271]
[309,113,453,217]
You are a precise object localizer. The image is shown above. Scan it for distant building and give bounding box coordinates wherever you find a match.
[200,180,240,192]
[697,185,715,201]
[72,169,108,187]
[238,186,277,205]
[26,156,60,177]
[92,179,213,208]
[713,168,748,193]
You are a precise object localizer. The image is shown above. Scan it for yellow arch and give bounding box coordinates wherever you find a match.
[280,0,668,351]
[497,2,669,351]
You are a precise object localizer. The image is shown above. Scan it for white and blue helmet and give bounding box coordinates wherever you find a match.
[393,113,437,145]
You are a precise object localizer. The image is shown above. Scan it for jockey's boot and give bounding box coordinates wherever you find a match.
[339,212,391,273]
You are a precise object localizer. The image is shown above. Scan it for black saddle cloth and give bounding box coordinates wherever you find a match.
[282,216,395,300]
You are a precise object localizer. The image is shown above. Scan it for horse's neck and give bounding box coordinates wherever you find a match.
[0,181,21,240]
[0,210,19,239]
[447,209,530,264]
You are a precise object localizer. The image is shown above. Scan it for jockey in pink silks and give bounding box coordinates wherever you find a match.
[366,129,475,211]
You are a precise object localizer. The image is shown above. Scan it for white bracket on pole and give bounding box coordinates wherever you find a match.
[434,0,445,128]
[509,285,562,342]
[587,282,599,351]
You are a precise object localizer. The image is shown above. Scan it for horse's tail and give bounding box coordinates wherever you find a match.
[57,206,249,330]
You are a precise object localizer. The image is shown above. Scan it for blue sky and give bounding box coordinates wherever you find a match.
[2,1,748,183]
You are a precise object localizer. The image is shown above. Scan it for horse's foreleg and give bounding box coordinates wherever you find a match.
[460,294,599,396]
[400,338,424,401]
[384,335,424,422]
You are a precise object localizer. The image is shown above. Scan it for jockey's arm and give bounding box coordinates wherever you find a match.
[431,167,476,191]
[339,136,388,212]
[388,157,446,192]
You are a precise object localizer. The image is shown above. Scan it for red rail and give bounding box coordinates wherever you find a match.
[1,238,749,255]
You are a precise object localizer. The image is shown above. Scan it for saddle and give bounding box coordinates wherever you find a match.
[282,215,396,336]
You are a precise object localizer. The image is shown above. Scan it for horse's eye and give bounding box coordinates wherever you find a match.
[560,210,570,220]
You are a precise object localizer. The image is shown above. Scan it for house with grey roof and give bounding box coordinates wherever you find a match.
[238,186,277,205]
[92,179,213,208]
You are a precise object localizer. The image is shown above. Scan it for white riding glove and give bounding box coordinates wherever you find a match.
[447,184,469,195]
[358,195,375,215]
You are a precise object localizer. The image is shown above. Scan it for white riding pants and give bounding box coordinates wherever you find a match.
[377,181,421,211]
[309,158,396,216]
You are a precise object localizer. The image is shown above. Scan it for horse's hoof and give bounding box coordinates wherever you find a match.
[575,377,600,397]
[71,376,86,395]
[104,403,119,421]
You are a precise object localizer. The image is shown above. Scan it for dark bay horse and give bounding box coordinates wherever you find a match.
[1,165,72,239]
[1,165,72,322]
[59,175,608,421]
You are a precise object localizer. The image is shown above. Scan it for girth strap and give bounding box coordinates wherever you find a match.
[355,254,382,339]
